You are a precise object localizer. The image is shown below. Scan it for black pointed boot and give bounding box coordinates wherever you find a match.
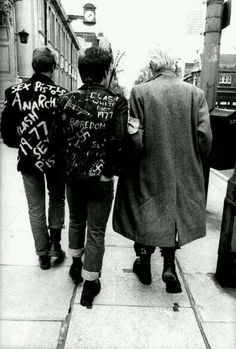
[49,229,65,259]
[80,279,101,307]
[39,255,51,270]
[161,248,182,293]
[133,243,155,285]
[69,257,83,284]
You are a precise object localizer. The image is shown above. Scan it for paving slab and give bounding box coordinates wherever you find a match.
[6,209,31,232]
[202,322,236,349]
[0,229,37,265]
[0,320,61,349]
[207,171,226,216]
[177,236,219,274]
[65,305,206,349]
[0,266,74,321]
[0,228,70,266]
[105,228,133,247]
[0,207,20,231]
[75,246,190,307]
[184,273,236,322]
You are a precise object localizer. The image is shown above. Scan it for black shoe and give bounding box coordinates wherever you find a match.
[39,255,51,270]
[162,267,182,293]
[133,257,152,285]
[161,247,182,293]
[69,258,83,285]
[80,279,101,307]
[48,242,65,259]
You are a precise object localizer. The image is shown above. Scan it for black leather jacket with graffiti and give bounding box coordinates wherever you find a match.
[1,73,67,173]
[51,83,128,179]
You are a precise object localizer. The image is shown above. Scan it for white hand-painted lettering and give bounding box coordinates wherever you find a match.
[69,119,106,131]
[92,141,103,149]
[33,140,49,160]
[12,92,22,109]
[17,110,39,135]
[65,98,91,117]
[11,83,31,94]
[35,156,55,172]
[28,120,47,140]
[19,137,33,155]
[34,81,66,96]
[97,111,113,120]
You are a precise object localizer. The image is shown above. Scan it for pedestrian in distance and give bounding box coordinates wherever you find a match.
[1,46,67,270]
[51,46,128,307]
[113,47,213,293]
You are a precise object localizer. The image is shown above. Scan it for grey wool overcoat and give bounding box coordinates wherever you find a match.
[112,70,213,247]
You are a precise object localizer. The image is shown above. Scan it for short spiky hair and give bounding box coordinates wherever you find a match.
[32,47,57,74]
[78,47,112,83]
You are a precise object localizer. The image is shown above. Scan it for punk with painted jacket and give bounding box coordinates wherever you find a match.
[1,73,67,173]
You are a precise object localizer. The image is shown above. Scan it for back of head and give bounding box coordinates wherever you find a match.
[149,47,176,74]
[32,46,56,74]
[78,46,112,83]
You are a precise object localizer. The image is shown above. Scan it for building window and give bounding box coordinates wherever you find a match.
[61,30,65,56]
[38,0,45,33]
[219,74,232,84]
[56,19,60,50]
[49,8,55,45]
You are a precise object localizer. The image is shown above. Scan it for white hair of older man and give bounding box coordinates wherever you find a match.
[149,47,177,72]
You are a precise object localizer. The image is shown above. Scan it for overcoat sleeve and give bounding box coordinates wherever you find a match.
[197,90,213,161]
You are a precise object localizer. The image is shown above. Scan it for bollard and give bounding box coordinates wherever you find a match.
[215,162,236,287]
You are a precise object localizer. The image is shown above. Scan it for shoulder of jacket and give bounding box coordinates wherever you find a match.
[189,83,204,97]
[54,84,68,93]
[5,79,32,94]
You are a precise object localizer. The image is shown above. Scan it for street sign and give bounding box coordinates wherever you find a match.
[222,0,231,29]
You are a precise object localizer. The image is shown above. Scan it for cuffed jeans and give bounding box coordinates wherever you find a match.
[67,177,114,281]
[21,169,65,256]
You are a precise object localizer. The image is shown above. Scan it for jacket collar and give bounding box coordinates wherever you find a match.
[149,68,176,81]
[79,82,106,90]
[30,73,55,85]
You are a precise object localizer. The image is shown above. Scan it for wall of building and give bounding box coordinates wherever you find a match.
[0,0,81,111]
[0,1,17,108]
[184,54,236,109]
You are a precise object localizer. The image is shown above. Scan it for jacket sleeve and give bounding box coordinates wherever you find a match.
[197,90,213,162]
[129,86,144,124]
[102,96,128,177]
[48,96,67,171]
[0,90,20,148]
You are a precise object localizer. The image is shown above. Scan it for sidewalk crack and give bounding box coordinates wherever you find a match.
[56,285,78,349]
[176,259,212,349]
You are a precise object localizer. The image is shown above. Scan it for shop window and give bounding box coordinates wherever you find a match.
[219,74,232,84]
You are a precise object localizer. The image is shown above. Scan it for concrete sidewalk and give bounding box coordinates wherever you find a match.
[0,143,235,349]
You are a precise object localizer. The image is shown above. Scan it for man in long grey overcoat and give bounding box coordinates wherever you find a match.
[112,48,212,293]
